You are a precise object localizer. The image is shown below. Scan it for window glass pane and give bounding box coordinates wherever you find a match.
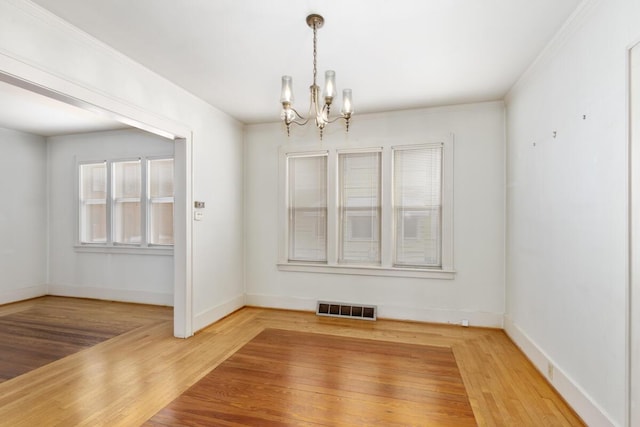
[149,158,174,198]
[113,160,141,244]
[338,152,381,264]
[288,155,327,262]
[113,201,141,244]
[394,147,442,267]
[113,160,141,199]
[150,201,174,245]
[79,162,107,243]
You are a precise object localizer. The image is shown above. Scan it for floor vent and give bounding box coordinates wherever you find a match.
[316,301,377,321]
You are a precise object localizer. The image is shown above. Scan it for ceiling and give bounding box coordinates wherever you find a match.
[0,80,127,136]
[5,0,582,132]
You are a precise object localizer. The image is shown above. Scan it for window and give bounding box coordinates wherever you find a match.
[148,158,174,246]
[78,157,174,251]
[338,151,381,264]
[79,162,107,244]
[113,160,142,244]
[278,137,453,279]
[393,146,442,267]
[287,153,327,262]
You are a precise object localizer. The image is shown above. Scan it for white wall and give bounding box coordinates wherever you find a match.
[0,127,47,304]
[47,129,174,305]
[245,101,505,327]
[505,0,640,425]
[0,0,245,333]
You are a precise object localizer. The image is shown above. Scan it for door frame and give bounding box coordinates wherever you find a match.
[0,53,194,338]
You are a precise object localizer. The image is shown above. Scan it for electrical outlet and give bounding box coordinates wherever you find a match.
[461,319,469,327]
[547,362,554,381]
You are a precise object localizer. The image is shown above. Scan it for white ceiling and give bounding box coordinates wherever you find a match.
[6,0,582,131]
[0,80,127,136]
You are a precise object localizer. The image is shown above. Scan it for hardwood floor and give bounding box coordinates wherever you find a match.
[146,328,477,426]
[0,297,584,426]
[0,297,170,382]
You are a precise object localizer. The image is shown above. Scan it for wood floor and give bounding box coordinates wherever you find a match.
[146,328,477,426]
[0,297,170,382]
[0,297,584,426]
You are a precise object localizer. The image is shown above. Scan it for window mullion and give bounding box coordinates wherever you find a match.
[106,160,113,246]
[142,159,149,247]
[326,149,338,265]
[381,146,393,268]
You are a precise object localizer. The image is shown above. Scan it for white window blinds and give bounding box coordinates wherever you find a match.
[113,160,142,244]
[79,162,107,243]
[338,151,381,264]
[393,146,443,267]
[288,154,328,262]
[148,158,174,245]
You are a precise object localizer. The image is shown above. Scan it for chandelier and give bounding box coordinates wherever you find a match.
[280,14,353,139]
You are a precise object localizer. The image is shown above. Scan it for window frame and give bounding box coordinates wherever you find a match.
[75,156,174,256]
[277,135,454,279]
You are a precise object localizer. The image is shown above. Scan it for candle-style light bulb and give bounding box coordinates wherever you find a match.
[280,76,294,104]
[323,70,336,104]
[341,89,353,115]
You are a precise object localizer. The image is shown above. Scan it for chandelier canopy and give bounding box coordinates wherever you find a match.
[280,14,353,139]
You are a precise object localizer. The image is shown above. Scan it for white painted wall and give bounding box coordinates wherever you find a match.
[244,101,505,327]
[0,0,245,333]
[505,1,640,425]
[0,127,47,304]
[47,129,174,305]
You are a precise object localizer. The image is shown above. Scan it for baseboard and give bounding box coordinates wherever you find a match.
[504,315,615,427]
[47,284,173,306]
[0,284,47,305]
[193,294,245,332]
[244,293,503,328]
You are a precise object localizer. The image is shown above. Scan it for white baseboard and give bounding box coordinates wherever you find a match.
[47,284,173,306]
[0,284,47,305]
[504,315,615,427]
[193,294,245,332]
[244,293,503,328]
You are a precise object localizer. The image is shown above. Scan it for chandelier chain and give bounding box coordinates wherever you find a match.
[312,22,318,87]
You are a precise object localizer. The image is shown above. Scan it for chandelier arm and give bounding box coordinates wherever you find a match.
[289,106,307,121]
[290,118,311,127]
[326,115,348,124]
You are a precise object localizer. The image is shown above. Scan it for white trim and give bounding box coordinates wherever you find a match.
[193,294,245,332]
[47,284,173,306]
[73,245,173,256]
[0,285,47,306]
[504,315,615,427]
[245,293,501,327]
[277,262,455,279]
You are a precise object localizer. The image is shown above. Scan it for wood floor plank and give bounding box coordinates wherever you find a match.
[0,300,585,426]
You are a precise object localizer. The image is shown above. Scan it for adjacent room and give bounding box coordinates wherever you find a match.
[0,0,638,426]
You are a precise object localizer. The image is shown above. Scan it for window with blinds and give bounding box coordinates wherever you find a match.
[78,156,174,249]
[278,136,453,279]
[148,158,174,245]
[393,145,443,267]
[287,154,328,262]
[79,162,107,244]
[113,160,142,244]
[338,151,381,264]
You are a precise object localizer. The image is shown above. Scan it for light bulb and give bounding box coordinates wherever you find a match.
[280,76,294,104]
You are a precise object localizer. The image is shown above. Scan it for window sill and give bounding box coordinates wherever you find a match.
[277,263,455,279]
[74,245,173,256]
